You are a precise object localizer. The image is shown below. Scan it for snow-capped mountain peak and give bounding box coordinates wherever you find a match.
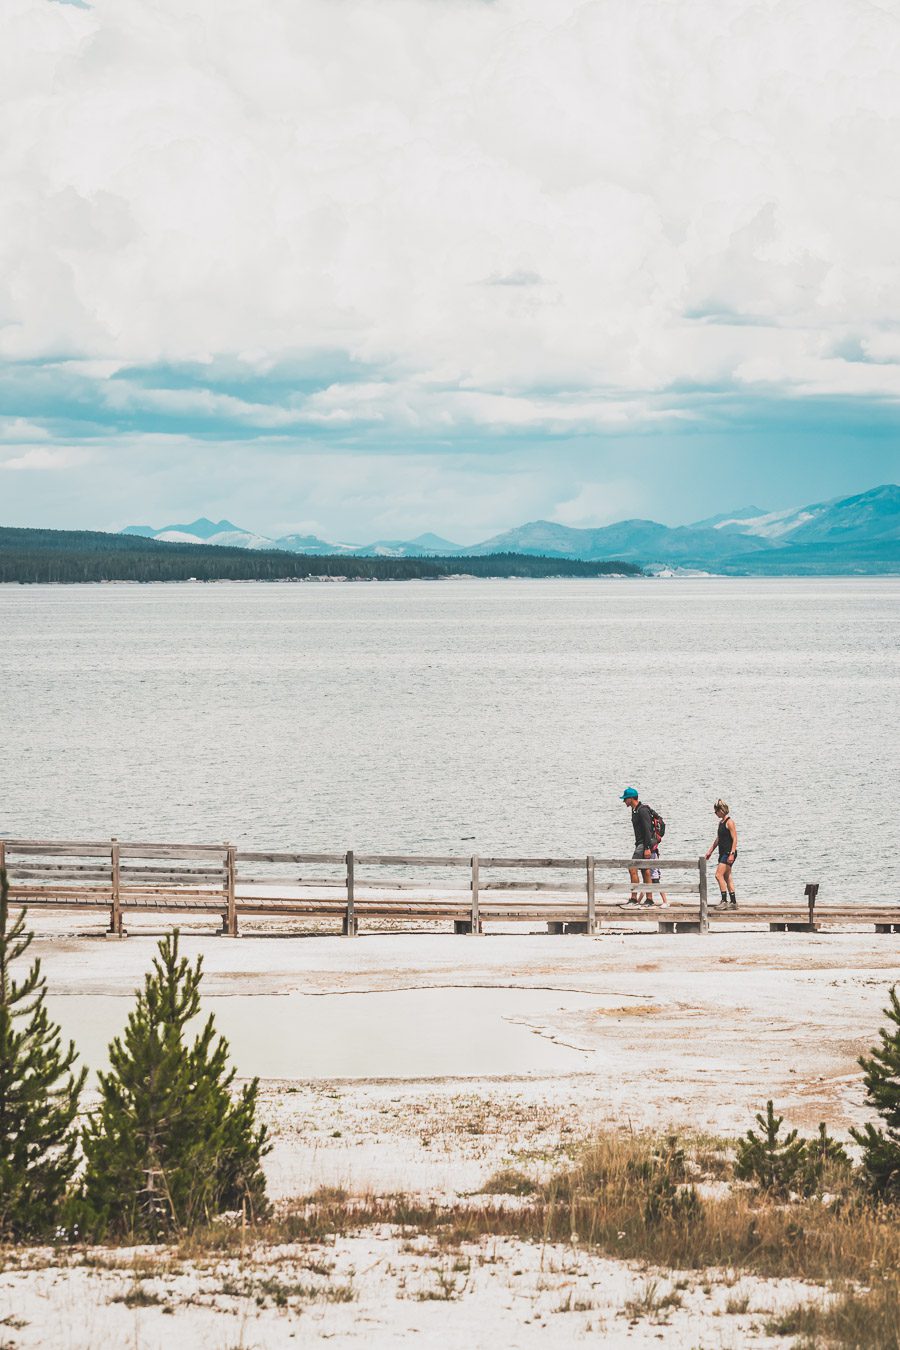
[713,506,818,539]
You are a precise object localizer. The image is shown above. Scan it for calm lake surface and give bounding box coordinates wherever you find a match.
[2,578,898,899]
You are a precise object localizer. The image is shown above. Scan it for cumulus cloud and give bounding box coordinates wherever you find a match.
[2,432,561,541]
[2,0,900,412]
[0,418,51,442]
[2,0,900,533]
[551,480,644,529]
[0,446,91,471]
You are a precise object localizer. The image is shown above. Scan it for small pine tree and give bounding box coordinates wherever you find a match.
[734,1101,807,1197]
[638,1136,700,1226]
[0,868,86,1240]
[850,985,900,1201]
[80,931,269,1239]
[800,1122,850,1196]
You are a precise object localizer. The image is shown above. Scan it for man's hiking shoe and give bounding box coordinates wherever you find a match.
[729,900,738,909]
[714,898,730,910]
[618,898,641,909]
[640,897,656,907]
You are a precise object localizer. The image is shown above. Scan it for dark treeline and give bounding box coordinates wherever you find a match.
[0,526,642,583]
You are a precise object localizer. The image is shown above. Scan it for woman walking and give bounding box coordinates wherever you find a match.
[706,800,738,909]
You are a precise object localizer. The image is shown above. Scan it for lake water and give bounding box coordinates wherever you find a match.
[2,578,898,899]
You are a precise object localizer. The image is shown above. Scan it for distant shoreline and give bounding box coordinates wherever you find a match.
[0,574,641,586]
[0,525,644,585]
[3,518,899,581]
[3,572,898,588]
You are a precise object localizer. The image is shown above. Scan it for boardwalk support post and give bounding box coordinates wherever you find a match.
[586,854,597,935]
[698,855,709,933]
[343,850,357,936]
[105,838,125,938]
[806,882,819,926]
[470,854,481,934]
[770,882,821,933]
[221,844,238,937]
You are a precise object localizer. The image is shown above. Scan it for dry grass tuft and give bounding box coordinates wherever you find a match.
[6,1129,899,1340]
[480,1167,536,1196]
[623,1277,683,1322]
[163,1130,899,1296]
[218,1272,356,1308]
[767,1277,900,1350]
[109,1283,166,1309]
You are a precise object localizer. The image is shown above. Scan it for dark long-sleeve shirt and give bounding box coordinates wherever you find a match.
[631,803,656,853]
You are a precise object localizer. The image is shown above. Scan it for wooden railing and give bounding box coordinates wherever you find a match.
[0,838,707,936]
[1,838,898,937]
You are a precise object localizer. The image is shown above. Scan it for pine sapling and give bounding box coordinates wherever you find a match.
[0,868,86,1240]
[638,1136,700,1225]
[734,1101,807,1197]
[80,931,269,1240]
[850,984,900,1201]
[800,1122,850,1196]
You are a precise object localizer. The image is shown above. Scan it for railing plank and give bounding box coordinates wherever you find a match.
[118,842,228,858]
[479,857,585,869]
[352,854,472,867]
[4,842,115,857]
[236,850,347,865]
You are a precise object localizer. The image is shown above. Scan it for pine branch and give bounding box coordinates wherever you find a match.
[0,869,85,1240]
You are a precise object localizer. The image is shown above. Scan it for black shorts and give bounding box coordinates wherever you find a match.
[717,851,737,865]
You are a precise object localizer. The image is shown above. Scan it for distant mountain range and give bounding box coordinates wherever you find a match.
[122,521,462,557]
[123,484,900,574]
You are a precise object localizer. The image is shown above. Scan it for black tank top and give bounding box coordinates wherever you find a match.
[717,818,733,853]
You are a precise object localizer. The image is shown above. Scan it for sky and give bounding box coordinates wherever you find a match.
[2,0,900,544]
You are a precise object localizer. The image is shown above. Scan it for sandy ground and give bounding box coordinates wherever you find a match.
[0,1234,830,1349]
[6,915,897,1346]
[33,914,898,1168]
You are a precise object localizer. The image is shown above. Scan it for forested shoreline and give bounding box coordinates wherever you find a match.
[0,526,641,584]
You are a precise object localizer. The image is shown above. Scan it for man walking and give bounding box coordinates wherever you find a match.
[619,787,665,908]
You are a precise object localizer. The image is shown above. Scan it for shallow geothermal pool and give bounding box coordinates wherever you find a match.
[46,986,603,1079]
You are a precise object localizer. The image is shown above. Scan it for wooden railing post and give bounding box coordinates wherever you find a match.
[470,854,481,934]
[805,882,819,928]
[586,854,596,934]
[343,850,357,936]
[698,855,708,932]
[106,838,124,938]
[224,844,237,937]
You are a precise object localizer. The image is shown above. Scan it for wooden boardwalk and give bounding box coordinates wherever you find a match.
[2,837,898,937]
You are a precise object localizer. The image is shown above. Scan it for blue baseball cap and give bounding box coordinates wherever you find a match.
[620,787,639,800]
